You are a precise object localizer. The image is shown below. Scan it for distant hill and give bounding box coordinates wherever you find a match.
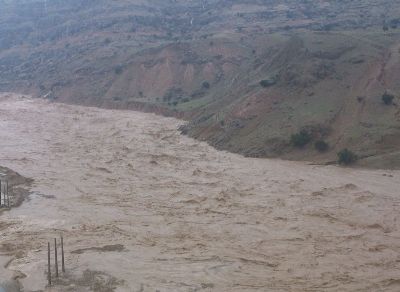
[1,0,400,168]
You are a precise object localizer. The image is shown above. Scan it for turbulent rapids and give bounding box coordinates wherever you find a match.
[0,93,399,291]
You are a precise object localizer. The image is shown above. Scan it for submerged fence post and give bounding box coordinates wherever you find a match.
[54,238,59,278]
[48,242,51,286]
[61,236,65,273]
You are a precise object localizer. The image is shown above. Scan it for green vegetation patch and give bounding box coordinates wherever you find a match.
[382,92,395,105]
[338,148,358,165]
[291,130,311,148]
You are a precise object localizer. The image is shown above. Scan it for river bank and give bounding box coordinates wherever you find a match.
[0,166,31,292]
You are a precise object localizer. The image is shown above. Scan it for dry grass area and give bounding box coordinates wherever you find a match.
[0,94,399,291]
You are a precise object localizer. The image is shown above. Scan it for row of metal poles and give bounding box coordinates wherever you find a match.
[47,236,65,286]
[0,180,10,208]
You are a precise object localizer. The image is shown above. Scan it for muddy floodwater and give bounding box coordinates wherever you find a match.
[0,94,399,291]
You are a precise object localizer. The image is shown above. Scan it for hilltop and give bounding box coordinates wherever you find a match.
[1,0,400,168]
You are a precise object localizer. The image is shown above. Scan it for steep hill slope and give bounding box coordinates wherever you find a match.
[1,0,400,168]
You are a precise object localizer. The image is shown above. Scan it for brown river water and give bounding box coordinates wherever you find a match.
[0,93,399,291]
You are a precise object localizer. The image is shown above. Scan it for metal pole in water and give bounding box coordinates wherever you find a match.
[6,181,9,208]
[54,238,59,277]
[48,242,51,286]
[61,236,65,273]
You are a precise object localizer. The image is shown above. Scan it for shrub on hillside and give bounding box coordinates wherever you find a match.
[356,96,365,103]
[390,19,399,29]
[315,140,329,152]
[114,65,124,75]
[291,130,311,148]
[383,24,389,32]
[259,78,276,88]
[202,81,210,89]
[337,149,357,165]
[382,92,394,105]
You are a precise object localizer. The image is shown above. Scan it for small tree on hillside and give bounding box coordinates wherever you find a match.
[382,92,394,105]
[338,149,358,165]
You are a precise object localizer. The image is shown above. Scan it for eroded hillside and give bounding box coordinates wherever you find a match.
[1,0,400,167]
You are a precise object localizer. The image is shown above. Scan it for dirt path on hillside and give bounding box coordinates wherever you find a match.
[365,41,400,92]
[0,93,399,292]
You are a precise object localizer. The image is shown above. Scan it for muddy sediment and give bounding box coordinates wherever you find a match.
[0,93,399,291]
